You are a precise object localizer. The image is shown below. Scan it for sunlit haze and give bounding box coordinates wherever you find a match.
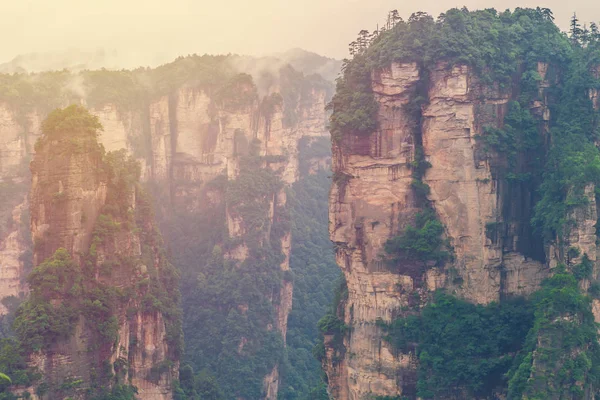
[3,0,600,68]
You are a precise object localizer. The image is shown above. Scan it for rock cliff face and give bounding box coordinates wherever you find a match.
[422,63,549,303]
[23,110,179,400]
[328,62,422,399]
[0,195,29,314]
[30,133,107,265]
[0,106,37,315]
[326,61,554,399]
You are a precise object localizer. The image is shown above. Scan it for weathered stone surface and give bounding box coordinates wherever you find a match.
[326,62,550,398]
[0,197,28,313]
[422,64,506,303]
[30,139,108,265]
[0,105,27,178]
[148,95,171,181]
[327,63,421,400]
[28,134,176,400]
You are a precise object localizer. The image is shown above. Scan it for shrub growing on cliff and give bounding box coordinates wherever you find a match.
[14,248,82,352]
[317,313,347,335]
[214,73,258,111]
[314,275,348,368]
[41,104,103,140]
[507,266,600,399]
[384,209,449,266]
[327,55,379,142]
[0,338,35,388]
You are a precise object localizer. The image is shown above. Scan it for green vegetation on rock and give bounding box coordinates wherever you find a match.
[507,265,600,399]
[382,293,533,398]
[384,209,449,266]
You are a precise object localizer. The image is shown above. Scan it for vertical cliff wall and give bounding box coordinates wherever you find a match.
[328,62,422,399]
[19,106,180,399]
[0,106,39,313]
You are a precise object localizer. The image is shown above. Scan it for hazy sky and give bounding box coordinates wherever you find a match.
[2,0,600,65]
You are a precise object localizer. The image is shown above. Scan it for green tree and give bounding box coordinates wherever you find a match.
[40,104,103,140]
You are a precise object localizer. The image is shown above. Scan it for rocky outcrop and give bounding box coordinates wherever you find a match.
[30,134,108,265]
[326,62,550,399]
[26,116,178,400]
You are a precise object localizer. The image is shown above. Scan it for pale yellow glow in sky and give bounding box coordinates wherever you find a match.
[1,0,598,64]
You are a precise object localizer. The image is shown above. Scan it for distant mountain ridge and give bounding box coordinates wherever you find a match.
[0,48,342,81]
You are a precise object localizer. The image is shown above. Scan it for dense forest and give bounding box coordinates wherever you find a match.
[162,137,338,400]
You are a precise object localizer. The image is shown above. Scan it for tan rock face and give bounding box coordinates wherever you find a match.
[30,139,108,265]
[92,104,133,153]
[28,134,176,400]
[0,197,29,313]
[148,95,172,181]
[326,62,549,398]
[422,64,516,303]
[327,63,421,400]
[564,185,597,269]
[0,105,36,314]
[0,105,28,178]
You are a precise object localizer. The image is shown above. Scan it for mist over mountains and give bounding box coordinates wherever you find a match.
[0,47,342,82]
